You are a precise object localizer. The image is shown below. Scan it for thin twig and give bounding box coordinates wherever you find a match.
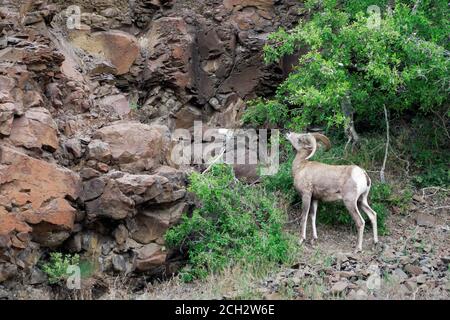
[426,205,450,212]
[380,105,389,183]
[287,214,304,224]
[202,130,235,175]
[390,149,410,178]
[431,110,450,140]
[421,186,450,197]
[202,147,227,175]
[344,136,352,156]
[412,0,421,14]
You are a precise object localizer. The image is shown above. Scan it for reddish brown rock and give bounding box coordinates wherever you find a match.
[225,0,274,28]
[0,103,17,136]
[0,76,23,136]
[135,243,167,272]
[69,30,140,75]
[129,202,187,244]
[91,121,171,173]
[0,146,80,209]
[224,0,274,11]
[0,214,32,244]
[84,171,186,221]
[85,179,135,220]
[98,94,131,117]
[143,17,193,90]
[23,91,43,109]
[9,107,59,152]
[0,146,81,247]
[173,105,203,129]
[22,198,76,247]
[115,174,173,204]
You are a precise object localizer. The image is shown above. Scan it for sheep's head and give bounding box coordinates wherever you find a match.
[286,132,331,160]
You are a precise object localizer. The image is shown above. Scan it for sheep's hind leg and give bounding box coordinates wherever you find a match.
[310,200,318,245]
[299,193,312,245]
[344,198,365,253]
[359,192,379,244]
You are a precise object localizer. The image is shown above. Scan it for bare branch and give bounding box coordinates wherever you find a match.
[412,0,421,14]
[380,105,390,183]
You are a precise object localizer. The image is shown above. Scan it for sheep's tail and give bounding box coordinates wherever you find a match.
[364,171,371,188]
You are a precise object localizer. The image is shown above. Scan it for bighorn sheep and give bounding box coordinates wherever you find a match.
[287,132,379,252]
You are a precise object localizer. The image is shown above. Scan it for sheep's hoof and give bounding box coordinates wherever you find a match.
[310,238,317,245]
[373,241,383,252]
[298,238,305,246]
[353,248,363,254]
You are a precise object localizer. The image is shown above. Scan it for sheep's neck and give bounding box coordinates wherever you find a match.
[292,149,311,175]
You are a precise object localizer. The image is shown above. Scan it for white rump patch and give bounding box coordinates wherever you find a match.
[351,167,368,196]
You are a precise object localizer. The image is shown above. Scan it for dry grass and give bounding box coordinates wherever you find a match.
[141,265,277,300]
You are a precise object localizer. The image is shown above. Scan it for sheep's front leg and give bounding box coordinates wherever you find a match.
[299,193,312,245]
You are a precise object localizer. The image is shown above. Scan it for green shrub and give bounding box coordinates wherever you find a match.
[262,152,298,203]
[242,98,290,128]
[130,102,141,111]
[401,119,450,188]
[244,0,449,190]
[165,165,297,282]
[257,0,448,131]
[41,252,80,285]
[413,164,450,188]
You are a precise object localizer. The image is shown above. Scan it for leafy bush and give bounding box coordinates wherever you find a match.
[244,0,449,131]
[241,98,290,128]
[41,252,80,285]
[400,118,450,188]
[165,165,296,282]
[413,164,450,188]
[262,152,298,203]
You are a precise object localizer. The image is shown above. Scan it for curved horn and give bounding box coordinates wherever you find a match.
[305,134,317,160]
[312,133,331,151]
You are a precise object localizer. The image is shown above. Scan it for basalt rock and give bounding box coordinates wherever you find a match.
[9,107,59,152]
[69,30,140,75]
[83,171,186,221]
[89,121,171,173]
[0,0,304,287]
[0,146,81,248]
[0,146,81,283]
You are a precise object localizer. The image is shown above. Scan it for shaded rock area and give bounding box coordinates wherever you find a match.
[0,0,304,296]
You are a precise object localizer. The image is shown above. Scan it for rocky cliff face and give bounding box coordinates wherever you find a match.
[0,0,303,289]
